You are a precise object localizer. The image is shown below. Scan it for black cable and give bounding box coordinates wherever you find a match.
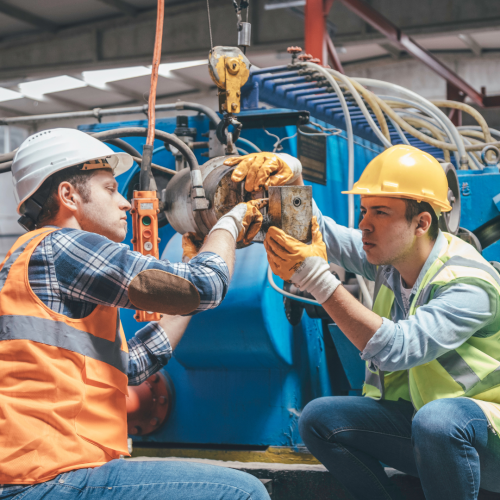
[100,138,142,158]
[0,127,200,174]
[90,127,200,173]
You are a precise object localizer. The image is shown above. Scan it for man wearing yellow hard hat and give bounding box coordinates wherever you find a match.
[254,144,500,499]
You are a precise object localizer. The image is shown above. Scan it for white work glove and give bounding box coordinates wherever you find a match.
[264,217,340,304]
[209,200,267,246]
[225,152,302,192]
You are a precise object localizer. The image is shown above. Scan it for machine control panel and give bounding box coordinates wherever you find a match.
[131,190,162,322]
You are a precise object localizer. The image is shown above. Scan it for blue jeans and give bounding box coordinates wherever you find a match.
[299,396,500,500]
[2,459,270,500]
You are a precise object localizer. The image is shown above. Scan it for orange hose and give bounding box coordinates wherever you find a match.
[146,0,165,146]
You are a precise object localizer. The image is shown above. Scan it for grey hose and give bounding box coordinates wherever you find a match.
[0,101,220,127]
[458,126,500,140]
[379,95,463,165]
[354,77,467,166]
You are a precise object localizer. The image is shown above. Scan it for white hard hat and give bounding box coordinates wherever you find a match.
[12,128,134,215]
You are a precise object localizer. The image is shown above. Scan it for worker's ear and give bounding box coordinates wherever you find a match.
[415,211,432,237]
[58,181,81,213]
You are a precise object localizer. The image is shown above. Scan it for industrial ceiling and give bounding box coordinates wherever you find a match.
[0,0,497,118]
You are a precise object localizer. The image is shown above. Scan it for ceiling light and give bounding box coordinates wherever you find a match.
[157,60,206,79]
[19,76,87,99]
[0,87,23,103]
[82,66,151,88]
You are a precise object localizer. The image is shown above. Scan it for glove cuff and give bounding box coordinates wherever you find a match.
[208,204,246,242]
[276,153,302,184]
[293,257,340,304]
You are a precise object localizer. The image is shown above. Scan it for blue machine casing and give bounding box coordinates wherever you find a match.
[79,65,500,448]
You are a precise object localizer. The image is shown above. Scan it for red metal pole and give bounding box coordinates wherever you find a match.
[305,0,327,64]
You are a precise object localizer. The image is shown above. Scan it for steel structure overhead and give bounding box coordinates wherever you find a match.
[336,0,500,107]
[301,0,500,108]
[0,1,58,32]
[0,0,495,80]
[458,34,482,57]
[379,43,402,60]
[325,34,344,73]
[94,0,138,17]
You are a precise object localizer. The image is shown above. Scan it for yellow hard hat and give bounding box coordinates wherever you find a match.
[342,144,452,213]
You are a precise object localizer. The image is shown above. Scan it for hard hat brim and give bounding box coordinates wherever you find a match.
[16,151,134,215]
[341,188,452,212]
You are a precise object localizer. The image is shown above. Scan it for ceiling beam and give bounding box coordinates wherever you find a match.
[379,42,402,59]
[458,34,482,57]
[162,71,212,92]
[93,0,138,17]
[105,81,147,103]
[338,0,489,107]
[70,73,147,103]
[0,1,58,32]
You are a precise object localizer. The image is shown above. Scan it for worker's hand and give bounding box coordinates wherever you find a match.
[264,217,340,304]
[225,152,302,192]
[209,199,267,246]
[182,232,207,262]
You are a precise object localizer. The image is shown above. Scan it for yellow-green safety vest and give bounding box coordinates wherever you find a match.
[364,232,500,433]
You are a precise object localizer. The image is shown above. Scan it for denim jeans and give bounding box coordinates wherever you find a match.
[1,459,270,500]
[299,396,500,500]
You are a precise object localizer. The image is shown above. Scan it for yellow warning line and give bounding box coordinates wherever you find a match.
[131,446,320,464]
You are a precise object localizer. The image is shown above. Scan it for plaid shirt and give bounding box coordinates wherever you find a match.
[26,227,229,385]
[0,227,229,494]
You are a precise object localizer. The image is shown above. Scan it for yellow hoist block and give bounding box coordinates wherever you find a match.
[208,46,250,114]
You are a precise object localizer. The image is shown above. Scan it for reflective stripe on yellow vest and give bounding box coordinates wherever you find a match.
[0,228,130,485]
[363,233,500,416]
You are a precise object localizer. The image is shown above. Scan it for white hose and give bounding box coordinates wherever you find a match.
[460,136,483,170]
[267,266,321,306]
[387,115,411,146]
[354,77,467,166]
[458,125,500,140]
[399,110,446,133]
[304,62,356,228]
[236,137,261,153]
[307,63,377,309]
[325,68,393,149]
[267,267,373,309]
[378,94,463,166]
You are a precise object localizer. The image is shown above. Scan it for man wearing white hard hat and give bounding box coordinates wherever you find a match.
[0,128,270,500]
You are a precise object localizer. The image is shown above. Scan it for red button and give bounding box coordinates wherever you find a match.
[143,229,152,239]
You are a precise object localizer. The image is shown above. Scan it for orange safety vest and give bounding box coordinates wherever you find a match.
[0,228,130,485]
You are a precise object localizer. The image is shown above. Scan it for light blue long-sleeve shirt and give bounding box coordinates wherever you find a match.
[313,202,500,372]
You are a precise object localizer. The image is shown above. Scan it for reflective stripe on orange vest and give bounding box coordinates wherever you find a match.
[0,228,130,485]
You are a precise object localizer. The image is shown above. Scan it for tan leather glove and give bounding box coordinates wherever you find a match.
[182,232,207,262]
[209,199,267,246]
[225,152,301,192]
[264,217,340,304]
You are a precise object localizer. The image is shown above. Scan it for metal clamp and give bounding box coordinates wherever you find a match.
[481,145,500,167]
[216,114,242,154]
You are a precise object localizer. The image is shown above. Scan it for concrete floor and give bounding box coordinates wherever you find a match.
[129,456,500,499]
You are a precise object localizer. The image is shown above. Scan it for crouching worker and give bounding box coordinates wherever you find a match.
[0,129,270,500]
[262,145,500,499]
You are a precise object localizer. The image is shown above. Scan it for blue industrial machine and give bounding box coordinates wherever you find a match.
[79,62,500,455]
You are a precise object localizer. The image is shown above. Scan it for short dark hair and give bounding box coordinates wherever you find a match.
[404,199,439,241]
[35,165,101,226]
